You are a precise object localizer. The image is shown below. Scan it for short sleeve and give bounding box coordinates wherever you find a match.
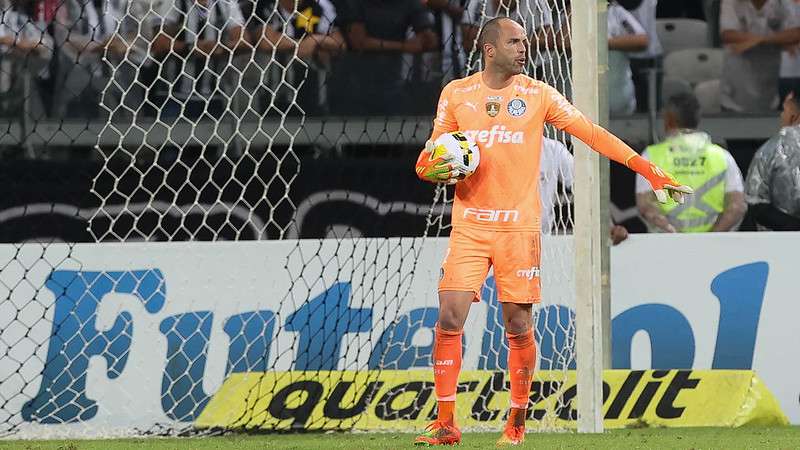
[431,83,459,140]
[723,150,745,193]
[634,150,652,194]
[543,83,584,130]
[607,4,645,38]
[718,0,741,32]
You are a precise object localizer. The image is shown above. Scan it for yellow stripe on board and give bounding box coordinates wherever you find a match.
[195,370,788,430]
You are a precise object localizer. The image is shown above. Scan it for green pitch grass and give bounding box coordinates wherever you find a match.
[1,427,799,450]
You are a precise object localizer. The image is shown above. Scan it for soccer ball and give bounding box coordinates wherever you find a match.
[433,131,480,180]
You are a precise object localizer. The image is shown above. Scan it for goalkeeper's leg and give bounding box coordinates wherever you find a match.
[498,302,536,447]
[415,228,491,446]
[414,290,473,446]
[489,230,540,445]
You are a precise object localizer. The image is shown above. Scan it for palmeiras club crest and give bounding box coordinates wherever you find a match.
[507,98,527,116]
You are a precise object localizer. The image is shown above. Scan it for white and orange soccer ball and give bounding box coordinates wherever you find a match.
[431,131,481,181]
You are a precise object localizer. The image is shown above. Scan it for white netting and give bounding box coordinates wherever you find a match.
[0,0,584,438]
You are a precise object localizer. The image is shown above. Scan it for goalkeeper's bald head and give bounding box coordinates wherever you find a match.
[477,17,520,56]
[477,17,526,75]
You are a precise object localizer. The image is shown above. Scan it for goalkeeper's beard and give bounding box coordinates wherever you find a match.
[488,56,525,78]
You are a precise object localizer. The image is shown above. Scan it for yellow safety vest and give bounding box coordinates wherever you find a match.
[646,133,728,233]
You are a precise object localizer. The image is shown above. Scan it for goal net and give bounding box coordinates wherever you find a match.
[0,0,588,439]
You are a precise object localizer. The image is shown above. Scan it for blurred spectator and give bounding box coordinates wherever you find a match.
[610,223,629,244]
[0,0,53,63]
[57,0,168,120]
[0,0,54,116]
[719,0,800,113]
[536,0,571,96]
[539,136,628,244]
[619,0,663,113]
[704,0,722,47]
[426,0,467,81]
[608,1,648,115]
[779,1,800,104]
[55,0,129,118]
[744,91,800,230]
[636,92,746,232]
[540,136,574,234]
[254,0,344,63]
[331,0,437,115]
[151,0,245,119]
[252,0,345,114]
[33,0,60,115]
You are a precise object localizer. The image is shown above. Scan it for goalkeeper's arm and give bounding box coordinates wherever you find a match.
[562,114,693,204]
[417,83,462,184]
[543,84,692,203]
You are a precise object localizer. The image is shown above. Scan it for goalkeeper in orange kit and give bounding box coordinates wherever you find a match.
[413,17,692,447]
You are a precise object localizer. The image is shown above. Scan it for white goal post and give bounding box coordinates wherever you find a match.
[572,0,610,434]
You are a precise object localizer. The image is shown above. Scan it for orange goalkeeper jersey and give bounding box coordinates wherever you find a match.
[431,72,636,232]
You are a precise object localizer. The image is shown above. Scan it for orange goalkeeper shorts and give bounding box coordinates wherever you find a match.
[438,226,541,303]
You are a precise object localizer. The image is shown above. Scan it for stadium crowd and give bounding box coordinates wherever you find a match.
[0,0,797,118]
[0,0,798,231]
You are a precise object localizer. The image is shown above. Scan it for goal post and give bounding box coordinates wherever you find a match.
[572,0,610,434]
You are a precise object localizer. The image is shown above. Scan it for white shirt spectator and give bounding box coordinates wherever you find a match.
[607,2,645,115]
[625,0,662,59]
[540,137,574,234]
[59,0,119,67]
[719,0,800,112]
[780,1,800,80]
[781,46,800,79]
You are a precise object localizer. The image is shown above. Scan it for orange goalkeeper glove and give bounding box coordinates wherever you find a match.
[627,155,694,204]
[415,140,466,185]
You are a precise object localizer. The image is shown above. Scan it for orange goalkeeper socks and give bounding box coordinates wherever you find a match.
[433,324,463,423]
[437,401,456,424]
[507,330,536,409]
[507,406,527,428]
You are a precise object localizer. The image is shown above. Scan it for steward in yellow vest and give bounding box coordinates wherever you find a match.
[645,132,728,232]
[636,92,746,232]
